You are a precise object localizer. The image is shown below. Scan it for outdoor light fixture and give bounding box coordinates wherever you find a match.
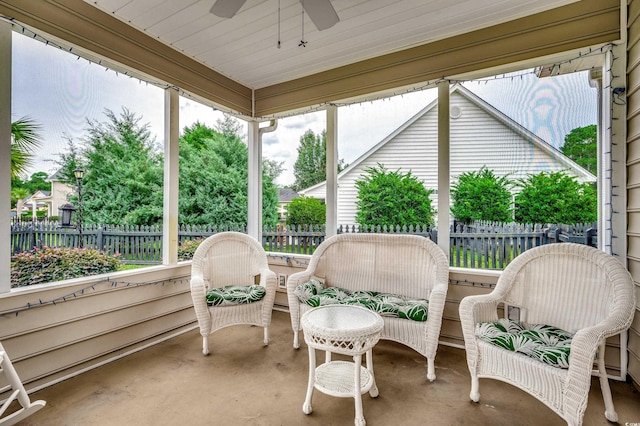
[74,168,84,248]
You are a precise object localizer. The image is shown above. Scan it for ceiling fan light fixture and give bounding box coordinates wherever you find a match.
[210,0,339,31]
[298,0,339,30]
[210,0,247,18]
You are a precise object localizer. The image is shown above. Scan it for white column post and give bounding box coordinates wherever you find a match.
[162,87,179,265]
[0,21,11,293]
[326,106,338,237]
[437,81,450,257]
[247,120,261,240]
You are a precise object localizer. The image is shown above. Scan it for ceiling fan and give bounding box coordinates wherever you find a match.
[210,0,340,31]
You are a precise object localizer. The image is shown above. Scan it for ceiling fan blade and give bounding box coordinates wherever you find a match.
[210,0,247,18]
[300,0,339,31]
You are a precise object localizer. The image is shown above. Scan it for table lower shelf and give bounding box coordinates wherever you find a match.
[314,360,374,398]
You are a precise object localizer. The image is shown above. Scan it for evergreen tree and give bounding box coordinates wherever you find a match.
[58,108,164,226]
[561,125,597,175]
[292,130,346,191]
[178,123,279,227]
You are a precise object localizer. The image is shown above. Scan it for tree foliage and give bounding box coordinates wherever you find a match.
[514,171,597,224]
[355,164,435,227]
[561,125,597,175]
[11,172,50,208]
[58,108,164,226]
[292,130,346,191]
[450,167,513,225]
[178,122,279,227]
[11,116,43,179]
[285,196,326,227]
[55,112,280,226]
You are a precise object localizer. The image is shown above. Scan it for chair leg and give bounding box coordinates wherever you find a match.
[597,343,618,422]
[426,357,436,382]
[263,327,270,346]
[470,374,480,402]
[293,331,300,349]
[202,336,210,356]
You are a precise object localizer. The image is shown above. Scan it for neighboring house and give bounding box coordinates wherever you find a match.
[277,187,299,222]
[19,190,50,219]
[300,84,596,226]
[17,171,74,219]
[46,170,75,217]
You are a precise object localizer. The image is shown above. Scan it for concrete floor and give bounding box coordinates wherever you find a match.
[11,311,640,426]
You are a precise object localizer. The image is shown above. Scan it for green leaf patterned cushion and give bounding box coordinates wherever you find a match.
[206,285,266,306]
[294,282,429,321]
[293,278,325,304]
[475,319,573,368]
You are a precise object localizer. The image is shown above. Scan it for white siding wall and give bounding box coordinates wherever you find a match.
[304,91,591,226]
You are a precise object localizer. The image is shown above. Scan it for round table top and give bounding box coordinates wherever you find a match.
[301,305,384,340]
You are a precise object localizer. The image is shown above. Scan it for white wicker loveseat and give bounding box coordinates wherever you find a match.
[287,233,449,381]
[190,232,277,356]
[459,243,636,426]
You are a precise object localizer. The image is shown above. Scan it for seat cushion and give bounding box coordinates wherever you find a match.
[206,285,266,306]
[475,318,573,368]
[294,281,429,321]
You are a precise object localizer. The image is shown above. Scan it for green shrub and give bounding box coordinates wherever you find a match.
[11,247,121,288]
[178,238,204,261]
[514,171,597,224]
[451,167,513,224]
[286,196,326,227]
[355,163,435,227]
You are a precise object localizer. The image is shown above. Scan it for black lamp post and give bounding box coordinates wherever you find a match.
[74,168,84,248]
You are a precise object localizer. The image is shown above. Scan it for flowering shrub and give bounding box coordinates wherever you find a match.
[178,238,204,261]
[11,247,121,288]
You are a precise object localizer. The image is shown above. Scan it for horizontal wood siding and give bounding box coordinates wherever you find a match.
[628,0,640,389]
[0,264,194,396]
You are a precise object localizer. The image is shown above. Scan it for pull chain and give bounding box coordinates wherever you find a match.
[299,0,307,47]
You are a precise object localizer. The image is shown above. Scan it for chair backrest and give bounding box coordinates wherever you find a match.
[191,232,269,289]
[308,233,448,299]
[495,243,635,334]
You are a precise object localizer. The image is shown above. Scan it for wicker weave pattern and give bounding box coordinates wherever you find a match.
[288,233,449,381]
[459,243,636,425]
[190,232,277,355]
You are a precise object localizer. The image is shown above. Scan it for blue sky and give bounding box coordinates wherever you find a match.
[12,32,597,186]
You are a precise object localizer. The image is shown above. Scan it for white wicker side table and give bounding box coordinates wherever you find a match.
[301,304,384,426]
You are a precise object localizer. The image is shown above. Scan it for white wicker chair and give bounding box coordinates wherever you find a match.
[459,243,636,426]
[190,232,277,355]
[287,233,449,381]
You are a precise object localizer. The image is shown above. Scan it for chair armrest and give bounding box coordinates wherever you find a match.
[458,293,502,326]
[562,321,628,417]
[257,267,278,292]
[286,270,314,332]
[190,277,212,335]
[457,293,502,370]
[257,268,278,324]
